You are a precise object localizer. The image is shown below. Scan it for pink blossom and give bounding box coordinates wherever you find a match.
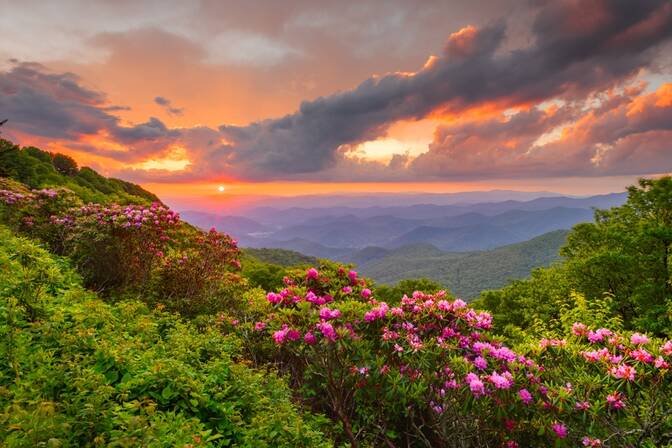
[575,401,591,411]
[319,307,342,320]
[630,333,649,345]
[631,348,654,363]
[306,268,319,280]
[609,364,636,381]
[303,331,317,345]
[606,391,625,410]
[582,437,602,447]
[572,322,587,335]
[488,371,513,389]
[518,388,533,405]
[317,321,338,341]
[361,288,372,299]
[473,356,487,370]
[254,321,267,331]
[341,286,352,294]
[348,270,358,283]
[465,373,485,396]
[437,300,451,312]
[655,356,669,369]
[551,423,567,438]
[452,299,467,310]
[661,340,672,356]
[266,292,282,305]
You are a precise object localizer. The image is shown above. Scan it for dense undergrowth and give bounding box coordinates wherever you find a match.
[0,226,330,447]
[1,138,672,447]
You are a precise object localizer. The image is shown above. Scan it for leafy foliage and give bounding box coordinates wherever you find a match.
[0,139,159,204]
[0,226,330,447]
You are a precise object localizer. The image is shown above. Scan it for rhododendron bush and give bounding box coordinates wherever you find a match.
[1,183,242,313]
[249,264,672,447]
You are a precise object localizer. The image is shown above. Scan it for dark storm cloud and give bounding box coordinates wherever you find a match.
[0,62,181,161]
[217,0,672,177]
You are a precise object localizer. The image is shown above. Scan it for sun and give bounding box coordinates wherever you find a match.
[217,185,226,192]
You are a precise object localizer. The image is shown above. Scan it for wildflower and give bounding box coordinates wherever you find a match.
[341,286,352,294]
[361,288,372,299]
[551,422,567,439]
[465,373,485,396]
[254,321,267,331]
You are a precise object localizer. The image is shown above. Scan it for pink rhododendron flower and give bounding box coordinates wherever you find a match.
[304,331,317,345]
[606,391,625,410]
[361,288,372,299]
[254,321,267,331]
[452,299,467,310]
[317,321,338,341]
[630,333,649,345]
[306,268,319,280]
[661,340,672,356]
[582,437,602,447]
[631,348,654,363]
[575,401,591,411]
[319,307,342,320]
[266,292,282,305]
[465,373,485,396]
[572,322,588,335]
[655,356,669,369]
[488,371,513,389]
[341,286,352,294]
[518,388,533,405]
[473,356,487,370]
[551,422,567,438]
[609,364,636,381]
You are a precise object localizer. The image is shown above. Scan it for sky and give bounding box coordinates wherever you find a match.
[1,0,672,204]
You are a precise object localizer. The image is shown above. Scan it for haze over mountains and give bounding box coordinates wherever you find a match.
[180,190,627,297]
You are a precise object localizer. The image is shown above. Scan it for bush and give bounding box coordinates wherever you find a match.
[246,262,672,447]
[0,226,331,447]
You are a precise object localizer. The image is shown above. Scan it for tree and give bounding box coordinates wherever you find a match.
[52,153,78,176]
[561,176,672,334]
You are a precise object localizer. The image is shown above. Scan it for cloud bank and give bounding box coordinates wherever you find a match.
[1,0,671,182]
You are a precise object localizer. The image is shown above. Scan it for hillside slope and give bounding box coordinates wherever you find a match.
[360,229,569,299]
[0,138,159,204]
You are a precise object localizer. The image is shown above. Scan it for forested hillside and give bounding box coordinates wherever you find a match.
[2,138,672,447]
[359,229,569,298]
[0,139,160,205]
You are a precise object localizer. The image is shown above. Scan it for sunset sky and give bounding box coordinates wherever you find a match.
[1,0,672,206]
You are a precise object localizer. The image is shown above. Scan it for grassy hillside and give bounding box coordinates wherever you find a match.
[0,138,159,205]
[361,229,569,299]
